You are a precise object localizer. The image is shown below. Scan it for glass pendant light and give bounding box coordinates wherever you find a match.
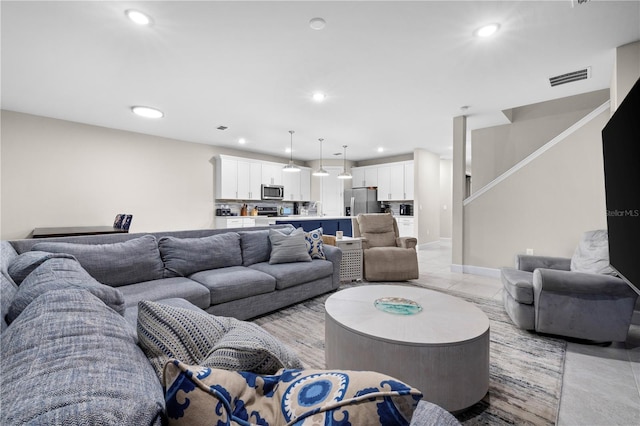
[282,130,300,173]
[337,145,352,179]
[312,138,329,177]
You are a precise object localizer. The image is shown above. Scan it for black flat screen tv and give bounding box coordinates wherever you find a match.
[602,77,640,296]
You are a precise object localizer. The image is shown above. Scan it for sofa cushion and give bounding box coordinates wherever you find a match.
[357,213,397,247]
[118,277,210,309]
[239,229,271,266]
[1,272,17,332]
[32,235,164,286]
[0,288,164,425]
[158,232,243,277]
[137,301,302,379]
[164,360,422,426]
[7,257,125,324]
[570,229,617,276]
[305,227,326,260]
[501,267,534,304]
[7,251,76,285]
[269,227,311,264]
[250,259,334,290]
[1,240,18,276]
[189,266,276,305]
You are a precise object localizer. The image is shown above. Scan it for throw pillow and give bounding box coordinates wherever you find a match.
[305,227,326,260]
[268,227,311,264]
[570,229,617,275]
[164,360,423,426]
[158,232,243,277]
[239,230,271,266]
[137,301,302,379]
[31,235,164,287]
[6,257,125,324]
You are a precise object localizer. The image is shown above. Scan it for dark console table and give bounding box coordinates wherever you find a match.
[32,226,129,239]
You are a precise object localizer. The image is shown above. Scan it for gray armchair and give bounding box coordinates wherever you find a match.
[352,213,419,282]
[501,231,638,342]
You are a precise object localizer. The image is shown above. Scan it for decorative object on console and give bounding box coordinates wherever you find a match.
[114,213,133,230]
[163,359,423,426]
[282,130,300,173]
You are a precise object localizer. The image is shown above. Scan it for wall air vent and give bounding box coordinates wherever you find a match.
[217,125,228,130]
[549,67,591,87]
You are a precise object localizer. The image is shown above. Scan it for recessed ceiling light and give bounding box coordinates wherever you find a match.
[474,23,500,38]
[125,9,152,26]
[309,17,326,30]
[312,92,326,102]
[377,147,384,153]
[285,147,292,153]
[238,138,246,145]
[131,106,163,118]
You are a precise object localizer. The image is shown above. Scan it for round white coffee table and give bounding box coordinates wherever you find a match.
[324,285,489,413]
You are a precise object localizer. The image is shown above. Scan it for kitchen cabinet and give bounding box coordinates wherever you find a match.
[377,161,413,201]
[351,166,378,187]
[217,157,239,199]
[215,217,256,229]
[396,217,415,238]
[275,217,353,237]
[261,163,282,186]
[237,160,262,200]
[282,167,311,201]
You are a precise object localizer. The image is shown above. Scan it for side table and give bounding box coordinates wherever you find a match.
[324,236,362,282]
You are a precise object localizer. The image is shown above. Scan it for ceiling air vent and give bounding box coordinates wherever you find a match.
[549,67,591,87]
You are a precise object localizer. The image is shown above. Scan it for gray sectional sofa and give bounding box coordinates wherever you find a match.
[5,224,342,321]
[1,225,460,425]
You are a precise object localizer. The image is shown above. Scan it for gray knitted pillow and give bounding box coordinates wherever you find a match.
[268,227,311,264]
[137,301,302,379]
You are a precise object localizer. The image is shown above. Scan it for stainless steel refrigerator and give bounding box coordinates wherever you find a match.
[344,188,381,216]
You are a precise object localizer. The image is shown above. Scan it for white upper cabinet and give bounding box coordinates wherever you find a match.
[282,167,311,201]
[216,155,311,201]
[237,160,262,200]
[375,161,413,201]
[261,163,282,186]
[351,166,378,187]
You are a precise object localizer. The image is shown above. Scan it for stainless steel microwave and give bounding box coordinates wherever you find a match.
[261,184,284,200]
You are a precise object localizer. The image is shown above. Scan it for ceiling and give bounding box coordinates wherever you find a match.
[2,1,639,162]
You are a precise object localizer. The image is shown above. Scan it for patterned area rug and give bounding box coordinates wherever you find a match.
[253,281,566,425]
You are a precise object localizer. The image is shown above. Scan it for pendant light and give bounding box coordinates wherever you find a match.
[312,138,329,177]
[337,145,352,179]
[282,130,300,173]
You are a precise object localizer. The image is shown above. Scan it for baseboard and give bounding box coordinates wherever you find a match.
[451,263,501,279]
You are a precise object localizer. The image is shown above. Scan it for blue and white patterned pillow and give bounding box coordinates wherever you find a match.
[164,360,423,426]
[305,227,326,260]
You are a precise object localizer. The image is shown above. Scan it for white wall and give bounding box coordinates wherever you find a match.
[471,89,609,192]
[414,149,440,244]
[1,111,218,239]
[439,159,452,238]
[463,108,610,269]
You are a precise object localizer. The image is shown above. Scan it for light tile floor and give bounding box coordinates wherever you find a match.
[415,239,640,425]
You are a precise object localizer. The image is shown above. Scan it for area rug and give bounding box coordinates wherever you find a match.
[253,281,566,425]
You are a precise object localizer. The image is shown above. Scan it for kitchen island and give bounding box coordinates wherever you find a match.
[275,216,353,237]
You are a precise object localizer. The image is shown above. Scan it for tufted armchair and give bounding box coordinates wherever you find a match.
[352,213,419,282]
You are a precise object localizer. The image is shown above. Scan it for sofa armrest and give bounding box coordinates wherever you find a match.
[359,237,371,250]
[533,268,635,297]
[516,255,570,272]
[323,245,343,289]
[397,237,417,250]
